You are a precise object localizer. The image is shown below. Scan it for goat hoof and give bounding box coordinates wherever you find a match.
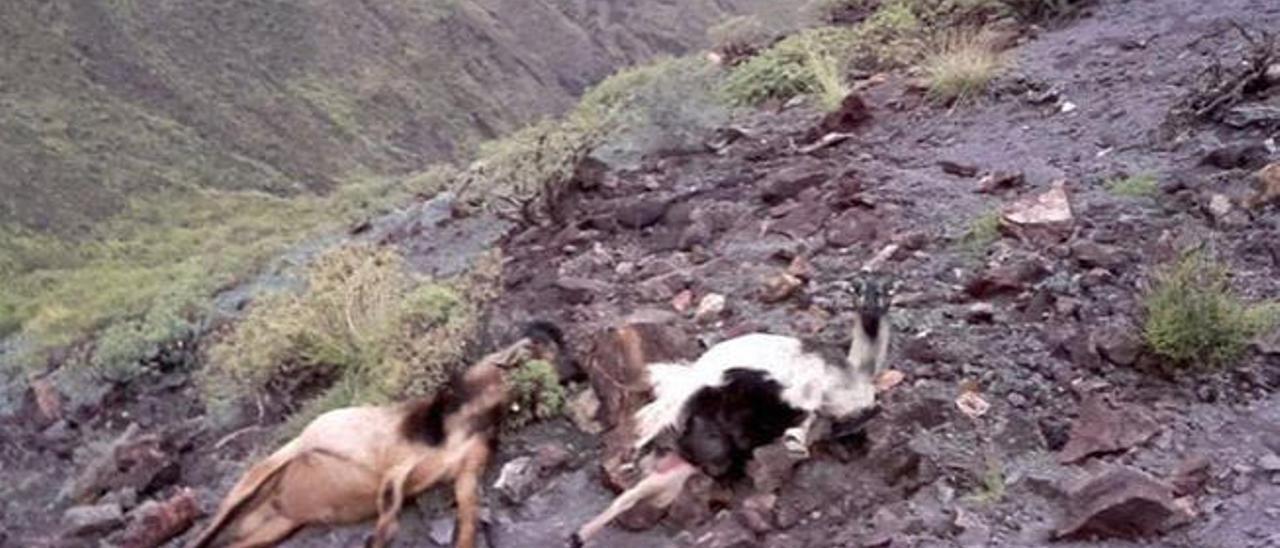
[783,439,810,460]
[568,532,585,548]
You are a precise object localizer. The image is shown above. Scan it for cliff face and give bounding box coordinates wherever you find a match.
[0,0,774,233]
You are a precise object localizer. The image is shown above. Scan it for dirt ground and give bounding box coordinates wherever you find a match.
[3,0,1279,546]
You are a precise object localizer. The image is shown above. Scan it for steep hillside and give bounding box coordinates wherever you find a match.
[0,0,778,233]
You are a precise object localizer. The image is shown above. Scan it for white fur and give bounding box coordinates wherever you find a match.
[632,325,885,452]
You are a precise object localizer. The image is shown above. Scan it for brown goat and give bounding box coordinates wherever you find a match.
[189,322,565,548]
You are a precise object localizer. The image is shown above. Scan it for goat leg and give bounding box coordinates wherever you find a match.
[782,413,817,459]
[368,464,415,548]
[571,454,695,546]
[453,442,491,548]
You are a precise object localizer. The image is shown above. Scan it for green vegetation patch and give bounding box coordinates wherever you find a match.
[957,209,1003,255]
[1106,173,1159,198]
[1143,252,1278,369]
[506,359,567,430]
[204,245,502,432]
[0,167,456,382]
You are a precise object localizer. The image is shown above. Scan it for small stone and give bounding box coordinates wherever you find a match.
[1094,323,1143,366]
[694,293,727,324]
[814,93,871,135]
[1058,396,1159,464]
[976,171,1025,194]
[1071,240,1127,270]
[115,488,201,548]
[1055,467,1181,540]
[533,444,572,474]
[63,503,124,537]
[1061,101,1078,113]
[759,273,803,303]
[786,255,813,280]
[555,277,610,305]
[493,457,540,504]
[761,165,828,205]
[1201,143,1270,170]
[1001,180,1074,245]
[939,160,979,178]
[862,244,901,272]
[566,388,603,435]
[430,517,455,546]
[966,302,996,324]
[1247,162,1280,210]
[874,370,905,393]
[1171,455,1211,496]
[616,199,669,229]
[671,289,695,314]
[956,391,990,419]
[1259,453,1280,473]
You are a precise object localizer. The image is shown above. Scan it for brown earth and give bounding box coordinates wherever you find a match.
[3,0,1280,547]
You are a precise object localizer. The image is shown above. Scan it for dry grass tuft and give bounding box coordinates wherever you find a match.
[923,30,1005,103]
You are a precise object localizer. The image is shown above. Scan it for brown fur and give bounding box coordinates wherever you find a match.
[190,336,554,548]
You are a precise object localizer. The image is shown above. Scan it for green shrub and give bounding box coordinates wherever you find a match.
[957,209,1002,255]
[807,49,851,112]
[505,359,566,430]
[721,27,861,107]
[708,15,775,60]
[467,112,605,223]
[587,57,730,166]
[968,458,1006,504]
[203,245,503,423]
[923,30,1004,103]
[1105,173,1159,198]
[1143,253,1278,368]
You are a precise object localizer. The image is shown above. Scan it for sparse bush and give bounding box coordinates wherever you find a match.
[708,15,776,62]
[468,112,606,224]
[958,210,1002,254]
[968,458,1006,504]
[805,0,875,25]
[204,245,502,425]
[721,27,861,107]
[923,30,1004,103]
[588,57,731,166]
[807,50,852,111]
[1143,252,1278,368]
[1106,173,1159,198]
[505,359,566,430]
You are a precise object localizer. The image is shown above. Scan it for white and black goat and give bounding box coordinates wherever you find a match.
[572,274,897,546]
[189,322,566,548]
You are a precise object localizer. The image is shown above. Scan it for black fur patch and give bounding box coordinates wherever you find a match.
[401,374,471,446]
[676,368,805,479]
[799,337,852,369]
[523,320,565,350]
[859,309,882,340]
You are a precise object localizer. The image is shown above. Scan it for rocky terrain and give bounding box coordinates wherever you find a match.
[3,0,1280,547]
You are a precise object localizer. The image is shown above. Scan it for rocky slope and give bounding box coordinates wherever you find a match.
[3,0,1280,547]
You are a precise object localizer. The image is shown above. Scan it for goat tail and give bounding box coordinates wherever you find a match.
[187,440,301,548]
[632,362,716,451]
